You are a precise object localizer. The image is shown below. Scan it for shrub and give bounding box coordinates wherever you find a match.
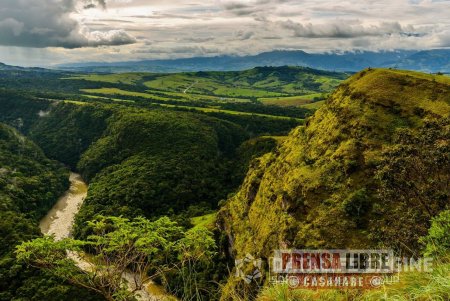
[420,210,450,258]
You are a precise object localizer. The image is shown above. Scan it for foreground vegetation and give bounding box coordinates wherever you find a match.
[258,210,450,301]
[17,215,218,301]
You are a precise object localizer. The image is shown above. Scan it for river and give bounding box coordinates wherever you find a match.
[39,172,87,239]
[39,172,168,301]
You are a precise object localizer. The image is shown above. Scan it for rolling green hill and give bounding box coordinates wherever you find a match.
[73,66,346,97]
[219,68,450,298]
[143,66,345,97]
[2,65,334,136]
[70,66,348,112]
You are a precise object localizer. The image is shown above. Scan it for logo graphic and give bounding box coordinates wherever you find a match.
[235,253,262,284]
[287,275,300,288]
[369,276,383,288]
[270,249,428,289]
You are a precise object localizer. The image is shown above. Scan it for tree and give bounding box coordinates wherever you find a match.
[16,216,184,301]
[373,118,450,252]
[174,227,217,300]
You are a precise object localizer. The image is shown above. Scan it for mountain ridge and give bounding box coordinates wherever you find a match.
[55,49,450,73]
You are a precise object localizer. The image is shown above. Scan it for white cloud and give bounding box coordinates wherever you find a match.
[82,29,136,46]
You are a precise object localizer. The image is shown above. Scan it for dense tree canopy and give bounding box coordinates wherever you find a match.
[16,215,217,301]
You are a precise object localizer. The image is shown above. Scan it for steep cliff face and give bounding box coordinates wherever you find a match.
[220,69,450,269]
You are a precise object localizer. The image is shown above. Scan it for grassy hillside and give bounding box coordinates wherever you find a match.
[219,68,450,298]
[0,70,307,241]
[257,210,450,301]
[256,259,450,301]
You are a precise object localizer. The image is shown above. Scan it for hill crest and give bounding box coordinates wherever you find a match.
[219,68,450,287]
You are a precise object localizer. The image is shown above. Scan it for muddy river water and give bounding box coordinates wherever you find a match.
[39,172,87,239]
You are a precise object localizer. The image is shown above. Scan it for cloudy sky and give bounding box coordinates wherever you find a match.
[0,0,449,66]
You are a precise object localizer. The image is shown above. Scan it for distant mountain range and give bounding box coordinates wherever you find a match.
[0,62,57,73]
[56,49,450,73]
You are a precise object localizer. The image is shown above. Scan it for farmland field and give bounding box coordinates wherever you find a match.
[69,66,349,120]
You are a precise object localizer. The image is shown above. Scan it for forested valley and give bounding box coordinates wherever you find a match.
[0,65,449,301]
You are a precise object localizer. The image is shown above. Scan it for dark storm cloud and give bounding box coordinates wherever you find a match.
[0,0,135,48]
[96,0,107,8]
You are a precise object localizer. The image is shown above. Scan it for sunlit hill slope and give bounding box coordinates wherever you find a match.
[220,69,450,297]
